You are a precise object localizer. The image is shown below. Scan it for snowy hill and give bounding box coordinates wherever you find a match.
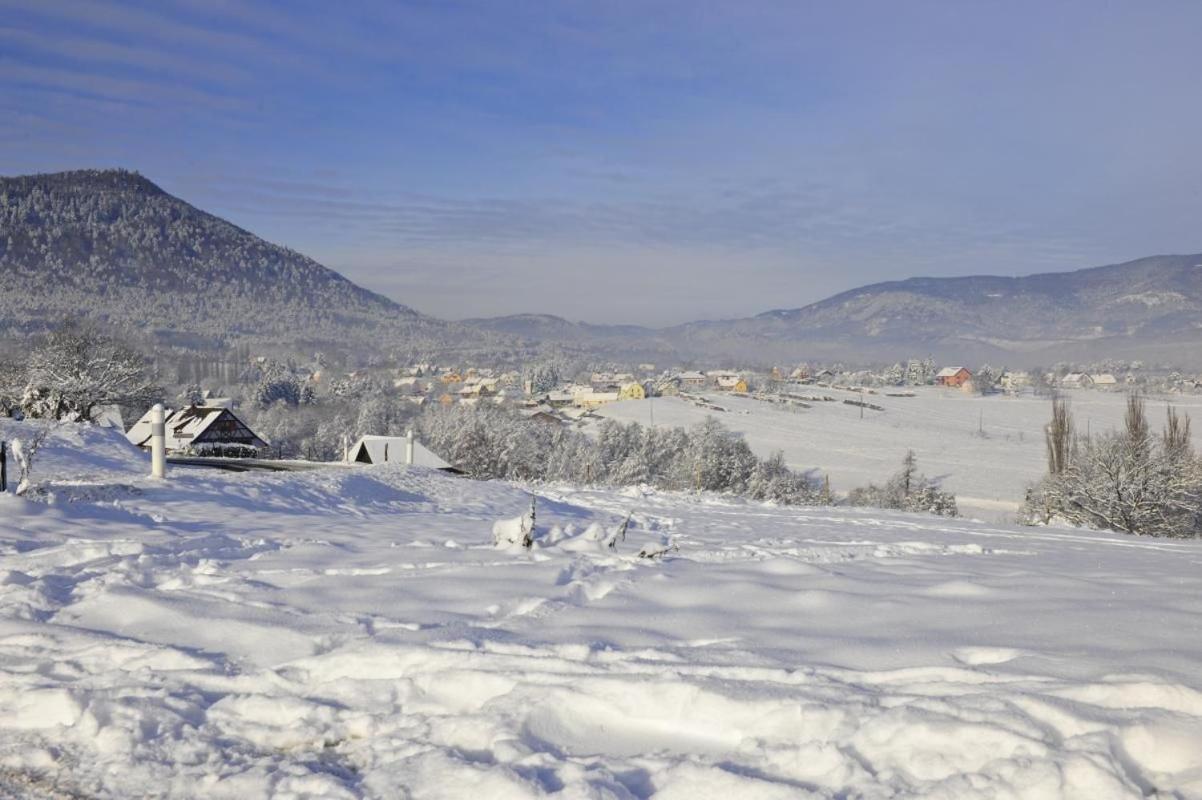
[1,419,1201,798]
[669,253,1202,364]
[0,169,500,354]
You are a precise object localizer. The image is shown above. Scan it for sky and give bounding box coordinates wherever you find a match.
[3,1,1202,325]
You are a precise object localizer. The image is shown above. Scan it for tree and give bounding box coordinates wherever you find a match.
[21,323,160,422]
[1022,396,1202,537]
[848,450,957,517]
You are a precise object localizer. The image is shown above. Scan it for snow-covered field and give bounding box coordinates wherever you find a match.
[2,420,1202,799]
[596,387,1202,521]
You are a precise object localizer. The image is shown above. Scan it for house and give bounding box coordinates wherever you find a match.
[459,377,498,397]
[1092,373,1119,388]
[1061,373,1093,388]
[573,389,620,409]
[678,370,709,388]
[656,379,681,397]
[126,405,267,456]
[521,407,565,427]
[544,390,577,408]
[935,367,973,388]
[716,375,749,393]
[393,376,422,393]
[618,382,646,400]
[347,434,459,472]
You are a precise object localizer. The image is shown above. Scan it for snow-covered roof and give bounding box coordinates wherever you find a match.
[126,406,267,452]
[348,435,453,470]
[936,367,969,378]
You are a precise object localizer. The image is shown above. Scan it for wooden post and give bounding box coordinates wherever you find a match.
[1,440,7,493]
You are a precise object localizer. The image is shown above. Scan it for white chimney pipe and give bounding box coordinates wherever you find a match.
[406,429,415,466]
[150,403,167,479]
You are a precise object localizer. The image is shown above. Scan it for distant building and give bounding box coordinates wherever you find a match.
[678,370,708,388]
[126,405,266,456]
[716,375,749,393]
[618,382,647,400]
[935,367,973,388]
[1061,373,1093,388]
[573,389,620,409]
[544,390,577,408]
[1092,373,1119,388]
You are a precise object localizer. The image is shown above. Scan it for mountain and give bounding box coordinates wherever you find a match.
[668,254,1202,364]
[6,169,1201,366]
[468,256,1202,366]
[0,169,500,355]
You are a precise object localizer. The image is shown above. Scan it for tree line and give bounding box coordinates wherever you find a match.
[1022,395,1202,537]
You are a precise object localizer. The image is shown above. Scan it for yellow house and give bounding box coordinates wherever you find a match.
[618,382,646,400]
[440,372,462,384]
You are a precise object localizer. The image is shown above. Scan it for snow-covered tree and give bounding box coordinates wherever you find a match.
[21,323,160,422]
[1022,396,1202,537]
[848,450,957,517]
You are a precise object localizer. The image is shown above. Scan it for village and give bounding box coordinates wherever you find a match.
[117,354,1202,466]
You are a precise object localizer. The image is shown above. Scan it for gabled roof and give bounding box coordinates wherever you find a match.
[936,366,970,378]
[126,405,267,450]
[349,435,453,469]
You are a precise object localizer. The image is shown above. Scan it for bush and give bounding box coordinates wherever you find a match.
[847,450,957,517]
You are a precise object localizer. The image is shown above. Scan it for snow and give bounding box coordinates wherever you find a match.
[596,387,1202,520]
[1,419,1201,798]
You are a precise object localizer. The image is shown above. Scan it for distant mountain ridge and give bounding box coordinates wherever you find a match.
[667,254,1202,363]
[0,169,488,353]
[5,169,1202,365]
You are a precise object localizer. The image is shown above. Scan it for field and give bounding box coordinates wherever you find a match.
[1,421,1201,798]
[595,387,1202,520]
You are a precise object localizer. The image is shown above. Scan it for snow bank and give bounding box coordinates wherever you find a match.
[1,423,1201,798]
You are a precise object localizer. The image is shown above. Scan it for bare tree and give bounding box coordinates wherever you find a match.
[1045,395,1073,475]
[1023,396,1202,537]
[21,322,161,422]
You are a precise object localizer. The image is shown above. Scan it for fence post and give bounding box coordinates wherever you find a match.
[1,440,7,493]
[406,429,415,465]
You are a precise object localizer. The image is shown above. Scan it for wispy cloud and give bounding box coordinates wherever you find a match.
[3,0,1200,323]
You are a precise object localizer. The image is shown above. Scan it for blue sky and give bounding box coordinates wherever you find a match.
[3,1,1202,324]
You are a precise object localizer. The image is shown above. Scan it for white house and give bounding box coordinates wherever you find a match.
[347,434,457,471]
[126,405,267,456]
[1061,373,1093,388]
[573,389,620,409]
